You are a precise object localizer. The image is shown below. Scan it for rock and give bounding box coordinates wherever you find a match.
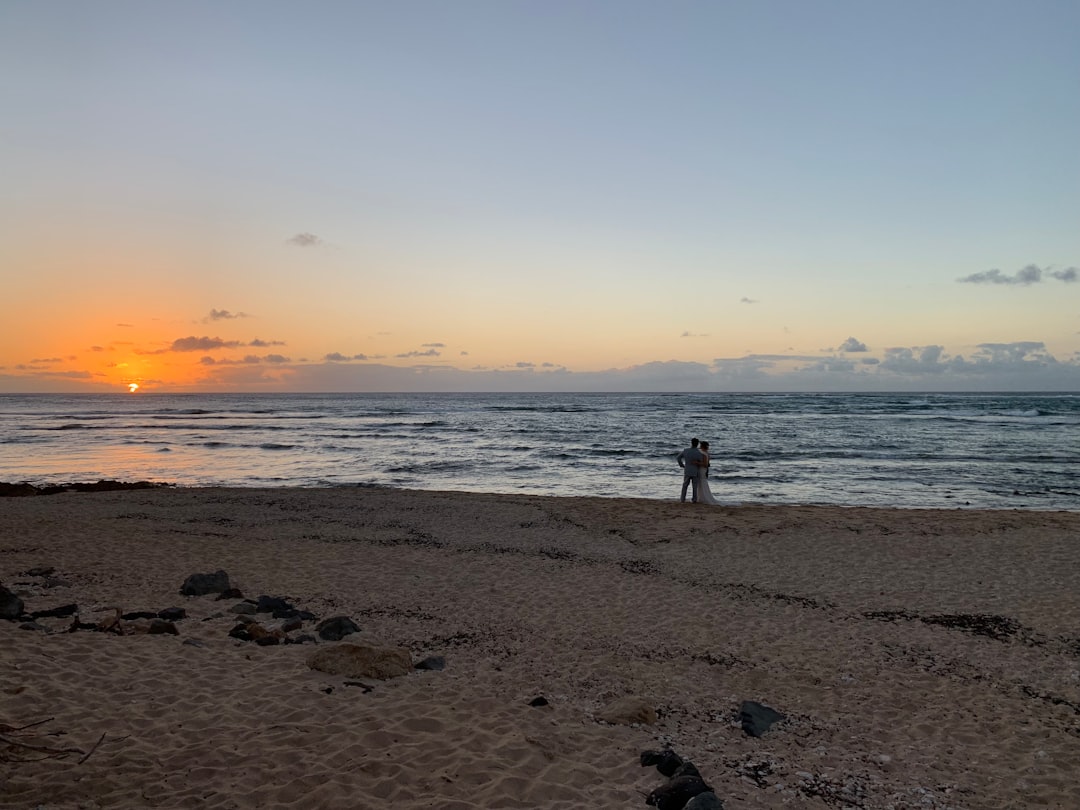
[0,482,39,497]
[255,595,294,614]
[740,700,786,737]
[122,611,159,621]
[281,617,304,634]
[215,588,245,600]
[42,577,72,589]
[641,749,686,778]
[528,696,549,707]
[0,585,24,620]
[229,623,254,641]
[597,696,656,726]
[148,619,179,635]
[25,566,56,577]
[30,603,78,619]
[647,774,714,810]
[290,633,318,645]
[255,635,281,646]
[182,638,206,648]
[180,570,231,596]
[158,607,187,621]
[316,615,360,641]
[415,656,446,671]
[307,643,412,680]
[229,602,258,615]
[19,621,48,632]
[685,792,725,809]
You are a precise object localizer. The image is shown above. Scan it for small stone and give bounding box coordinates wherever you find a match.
[148,618,179,635]
[528,696,549,707]
[229,602,258,615]
[158,607,187,621]
[0,585,25,620]
[740,700,786,737]
[415,656,446,671]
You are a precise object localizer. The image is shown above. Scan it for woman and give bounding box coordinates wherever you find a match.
[697,441,721,505]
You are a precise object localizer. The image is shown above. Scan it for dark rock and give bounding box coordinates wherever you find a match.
[30,603,78,619]
[273,608,316,621]
[641,749,685,778]
[0,585,24,620]
[255,595,294,614]
[647,774,714,810]
[180,570,231,596]
[228,623,254,641]
[25,566,56,577]
[290,633,318,645]
[316,615,360,641]
[215,588,245,600]
[148,619,179,635]
[0,482,39,497]
[229,602,257,615]
[67,480,163,493]
[182,638,206,648]
[122,610,159,621]
[158,607,187,621]
[528,696,549,707]
[255,635,280,646]
[740,701,786,737]
[42,577,72,589]
[415,656,446,671]
[19,621,48,632]
[685,792,725,809]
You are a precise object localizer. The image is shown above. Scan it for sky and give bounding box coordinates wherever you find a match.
[2,0,1078,393]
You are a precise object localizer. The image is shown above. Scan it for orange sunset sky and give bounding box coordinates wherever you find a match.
[3,2,1078,393]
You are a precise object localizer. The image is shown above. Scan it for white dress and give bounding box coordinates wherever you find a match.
[696,469,721,505]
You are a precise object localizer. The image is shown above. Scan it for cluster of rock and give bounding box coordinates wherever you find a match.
[0,480,169,497]
[5,566,444,683]
[640,749,723,809]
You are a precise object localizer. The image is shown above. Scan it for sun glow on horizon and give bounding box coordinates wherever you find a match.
[128,383,140,394]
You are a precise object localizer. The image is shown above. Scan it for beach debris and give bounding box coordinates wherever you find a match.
[640,750,720,809]
[739,700,785,737]
[307,643,412,680]
[0,717,113,764]
[597,696,657,726]
[415,655,446,671]
[316,615,360,641]
[0,586,25,620]
[180,570,232,596]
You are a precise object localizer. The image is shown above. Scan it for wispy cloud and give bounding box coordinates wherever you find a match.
[287,232,322,248]
[324,352,370,362]
[200,354,293,366]
[396,349,441,358]
[204,309,250,322]
[958,264,1078,285]
[740,297,759,304]
[681,331,708,338]
[249,338,286,347]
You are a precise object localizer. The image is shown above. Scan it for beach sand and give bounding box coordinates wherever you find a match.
[2,487,1079,809]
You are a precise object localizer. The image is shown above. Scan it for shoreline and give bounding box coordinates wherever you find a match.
[3,487,1080,808]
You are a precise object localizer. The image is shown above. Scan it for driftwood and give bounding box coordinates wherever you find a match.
[0,717,118,764]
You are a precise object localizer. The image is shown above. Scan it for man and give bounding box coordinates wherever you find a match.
[677,438,705,502]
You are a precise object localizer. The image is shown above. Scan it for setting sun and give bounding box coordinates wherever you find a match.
[128,383,140,394]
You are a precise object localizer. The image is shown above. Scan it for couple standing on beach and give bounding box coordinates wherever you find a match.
[677,438,720,505]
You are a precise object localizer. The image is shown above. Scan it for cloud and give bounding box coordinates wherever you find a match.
[204,309,249,322]
[422,342,446,348]
[958,264,1078,285]
[201,354,294,366]
[396,349,441,358]
[165,336,244,353]
[838,337,868,352]
[740,297,758,304]
[681,331,708,338]
[287,232,322,247]
[249,338,286,347]
[323,352,369,362]
[116,323,134,328]
[514,362,535,369]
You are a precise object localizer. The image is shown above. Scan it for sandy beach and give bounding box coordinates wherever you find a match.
[3,487,1079,809]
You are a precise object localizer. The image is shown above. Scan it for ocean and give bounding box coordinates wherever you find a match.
[0,392,1077,510]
